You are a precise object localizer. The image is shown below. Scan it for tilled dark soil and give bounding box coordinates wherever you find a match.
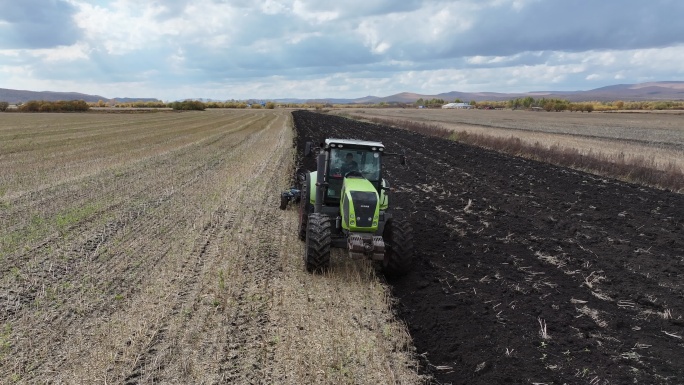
[292,110,684,385]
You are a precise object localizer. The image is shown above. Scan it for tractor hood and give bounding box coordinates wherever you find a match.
[341,177,380,232]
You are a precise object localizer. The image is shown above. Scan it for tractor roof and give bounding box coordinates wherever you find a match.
[324,138,384,149]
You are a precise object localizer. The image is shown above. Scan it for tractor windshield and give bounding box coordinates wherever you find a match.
[329,148,381,181]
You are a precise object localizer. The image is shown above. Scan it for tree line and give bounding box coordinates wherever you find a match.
[503,97,684,111]
[0,100,90,112]
[0,99,281,112]
[364,97,684,111]
[2,97,683,113]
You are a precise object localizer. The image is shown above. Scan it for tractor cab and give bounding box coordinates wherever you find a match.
[321,139,384,204]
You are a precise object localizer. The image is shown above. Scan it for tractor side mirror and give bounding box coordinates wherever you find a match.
[304,141,313,157]
[399,155,407,166]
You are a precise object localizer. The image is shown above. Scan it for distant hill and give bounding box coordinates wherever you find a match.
[3,81,683,105]
[0,88,161,104]
[558,82,684,101]
[281,81,684,104]
[111,97,162,103]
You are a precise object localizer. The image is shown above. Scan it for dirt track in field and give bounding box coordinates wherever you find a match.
[292,110,684,385]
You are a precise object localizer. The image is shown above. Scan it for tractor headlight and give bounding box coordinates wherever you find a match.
[350,219,355,225]
[372,221,378,226]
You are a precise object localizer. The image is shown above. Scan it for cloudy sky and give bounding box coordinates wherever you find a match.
[1,0,683,101]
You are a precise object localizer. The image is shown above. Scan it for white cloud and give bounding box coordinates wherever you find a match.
[37,43,91,62]
[630,46,684,70]
[467,55,512,65]
[2,0,684,100]
[0,49,20,58]
[428,7,472,37]
[285,32,322,45]
[356,20,390,54]
[580,51,617,66]
[510,0,543,11]
[292,0,339,23]
[71,0,242,54]
[72,2,161,54]
[0,64,30,77]
[260,0,289,15]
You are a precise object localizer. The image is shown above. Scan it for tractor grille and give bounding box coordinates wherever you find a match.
[350,191,377,228]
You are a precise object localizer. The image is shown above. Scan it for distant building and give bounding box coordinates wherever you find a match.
[442,103,472,109]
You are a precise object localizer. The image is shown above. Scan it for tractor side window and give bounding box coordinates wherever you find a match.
[326,149,345,201]
[359,152,381,181]
[329,149,345,179]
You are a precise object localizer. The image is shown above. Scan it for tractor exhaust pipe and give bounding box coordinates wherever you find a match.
[314,150,326,213]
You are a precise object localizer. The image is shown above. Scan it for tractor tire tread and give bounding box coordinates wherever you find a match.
[305,213,332,273]
[382,220,414,276]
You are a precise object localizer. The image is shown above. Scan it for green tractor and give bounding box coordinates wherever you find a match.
[298,138,413,275]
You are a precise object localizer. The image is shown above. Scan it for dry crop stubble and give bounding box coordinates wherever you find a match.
[1,111,264,303]
[1,110,422,385]
[2,111,276,382]
[0,111,259,255]
[267,242,420,384]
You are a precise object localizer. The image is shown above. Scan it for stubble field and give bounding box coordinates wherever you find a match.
[0,110,420,384]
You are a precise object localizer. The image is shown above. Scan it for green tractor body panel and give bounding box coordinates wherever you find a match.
[340,177,380,232]
[379,179,389,210]
[308,171,317,205]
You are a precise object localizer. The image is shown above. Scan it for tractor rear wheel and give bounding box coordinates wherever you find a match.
[382,220,414,276]
[305,213,331,273]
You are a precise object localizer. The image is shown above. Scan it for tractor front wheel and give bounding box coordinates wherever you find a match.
[305,213,331,273]
[382,220,414,276]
